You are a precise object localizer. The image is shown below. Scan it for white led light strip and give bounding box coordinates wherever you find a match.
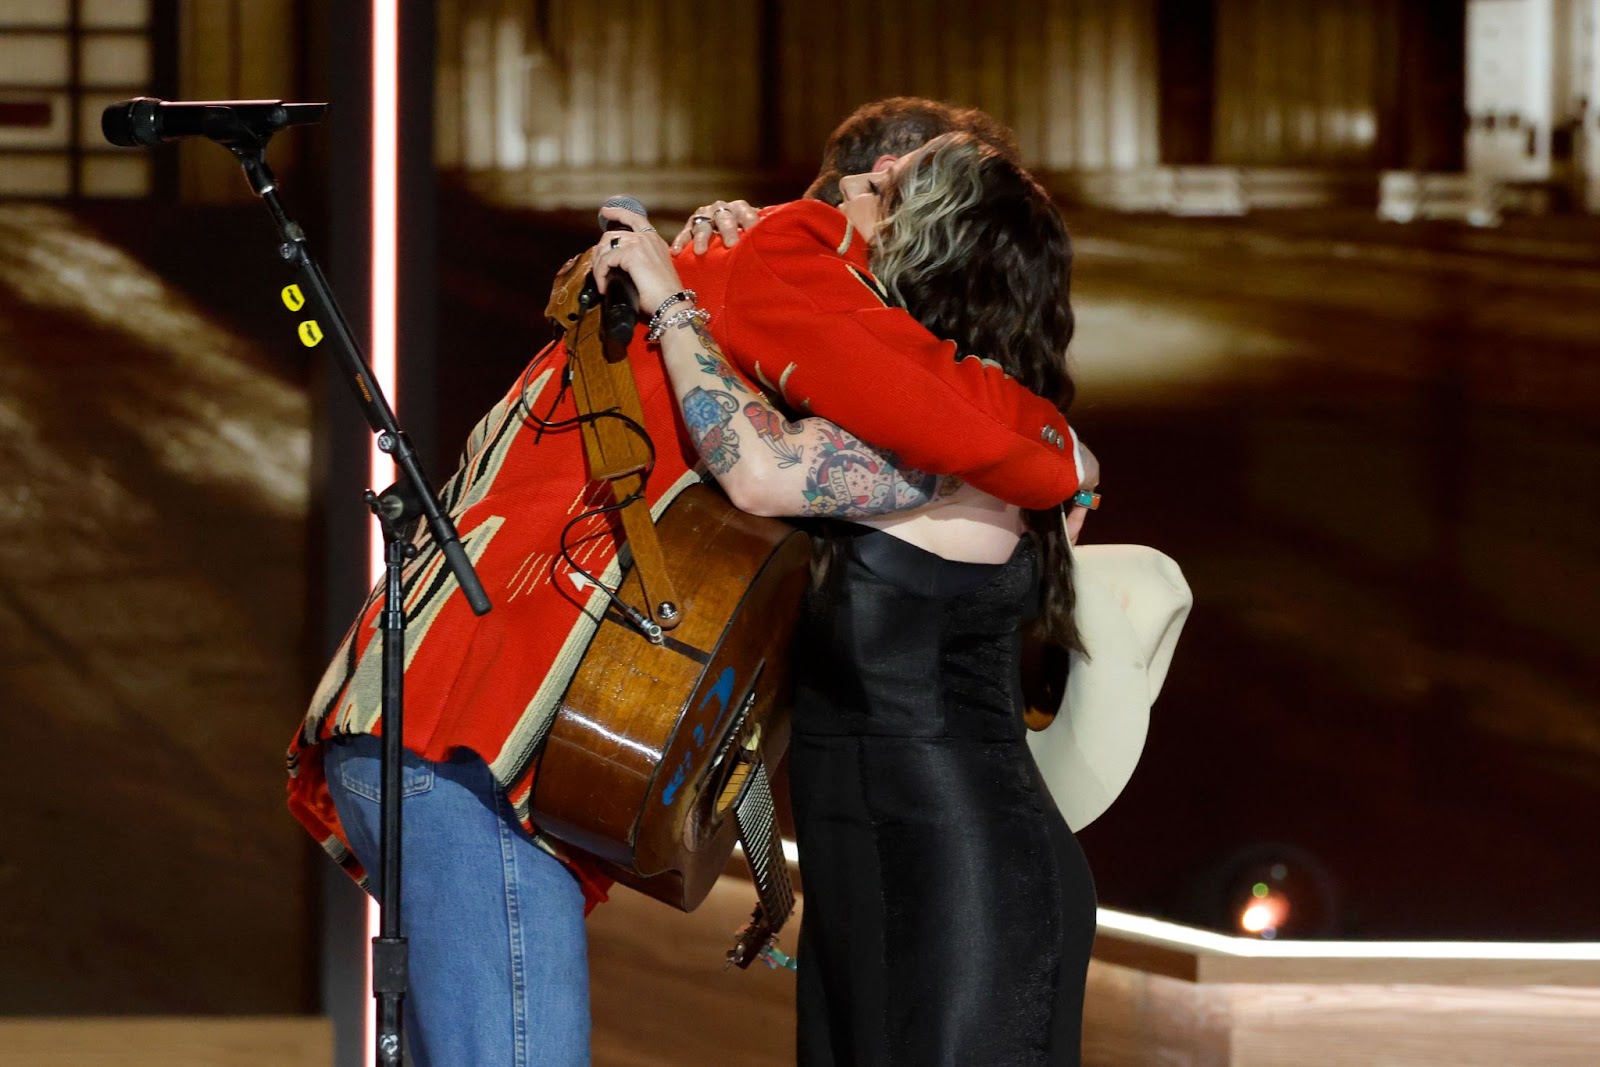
[1094,907,1600,961]
[368,0,399,585]
[366,0,399,1054]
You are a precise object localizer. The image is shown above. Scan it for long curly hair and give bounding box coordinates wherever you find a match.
[872,132,1081,652]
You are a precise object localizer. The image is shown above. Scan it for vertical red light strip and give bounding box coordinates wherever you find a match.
[367,0,400,1054]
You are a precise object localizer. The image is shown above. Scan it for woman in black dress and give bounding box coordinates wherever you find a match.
[785,135,1096,1066]
[593,130,1095,1065]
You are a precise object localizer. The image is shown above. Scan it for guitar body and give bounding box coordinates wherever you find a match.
[532,483,811,912]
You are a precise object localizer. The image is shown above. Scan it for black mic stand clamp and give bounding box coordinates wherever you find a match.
[223,132,491,1067]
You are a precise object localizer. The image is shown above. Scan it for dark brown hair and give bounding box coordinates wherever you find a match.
[804,96,1022,206]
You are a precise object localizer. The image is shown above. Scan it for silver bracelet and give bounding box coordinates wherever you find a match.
[645,289,696,338]
[647,307,710,342]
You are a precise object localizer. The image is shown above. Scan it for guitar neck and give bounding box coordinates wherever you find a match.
[727,759,796,967]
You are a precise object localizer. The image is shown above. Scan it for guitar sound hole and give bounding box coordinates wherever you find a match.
[687,692,759,848]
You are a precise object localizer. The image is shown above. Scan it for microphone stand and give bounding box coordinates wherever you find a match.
[226,137,492,1066]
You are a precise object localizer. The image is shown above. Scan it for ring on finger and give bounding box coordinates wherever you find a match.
[690,214,713,228]
[610,236,623,249]
[712,206,732,216]
[638,225,656,233]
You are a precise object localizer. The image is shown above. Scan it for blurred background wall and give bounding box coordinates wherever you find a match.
[7,0,1596,209]
[433,0,1163,201]
[430,0,1596,214]
[0,0,325,1021]
[1,0,1597,1048]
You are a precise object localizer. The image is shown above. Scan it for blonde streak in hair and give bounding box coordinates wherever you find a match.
[874,138,989,309]
[881,145,979,280]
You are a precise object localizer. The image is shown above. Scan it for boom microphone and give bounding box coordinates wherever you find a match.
[102,97,327,149]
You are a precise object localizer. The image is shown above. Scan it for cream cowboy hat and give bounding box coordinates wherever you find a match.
[1027,542,1192,832]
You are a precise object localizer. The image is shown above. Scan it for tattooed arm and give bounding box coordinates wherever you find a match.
[592,209,950,519]
[666,319,945,518]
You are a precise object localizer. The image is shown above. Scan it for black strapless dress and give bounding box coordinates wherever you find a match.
[789,527,1097,1066]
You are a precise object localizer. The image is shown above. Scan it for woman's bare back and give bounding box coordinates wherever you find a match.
[857,479,1024,563]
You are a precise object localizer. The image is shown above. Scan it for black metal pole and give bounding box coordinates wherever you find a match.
[225,142,492,1064]
[236,150,490,616]
[371,521,412,1066]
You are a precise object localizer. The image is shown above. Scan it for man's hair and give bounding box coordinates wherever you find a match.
[803,96,1022,206]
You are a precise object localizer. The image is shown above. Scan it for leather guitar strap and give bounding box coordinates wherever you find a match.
[554,253,683,631]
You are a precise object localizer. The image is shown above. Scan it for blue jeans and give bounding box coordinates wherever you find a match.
[324,734,591,1066]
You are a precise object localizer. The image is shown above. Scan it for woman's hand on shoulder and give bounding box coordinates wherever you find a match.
[669,199,763,254]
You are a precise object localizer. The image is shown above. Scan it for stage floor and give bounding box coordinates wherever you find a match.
[589,875,801,1066]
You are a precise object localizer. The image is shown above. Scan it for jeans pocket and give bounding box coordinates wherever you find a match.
[329,735,436,805]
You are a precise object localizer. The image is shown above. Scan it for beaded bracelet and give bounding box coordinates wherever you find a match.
[645,289,696,338]
[648,307,710,342]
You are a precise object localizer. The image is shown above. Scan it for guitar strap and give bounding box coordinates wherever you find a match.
[549,249,683,632]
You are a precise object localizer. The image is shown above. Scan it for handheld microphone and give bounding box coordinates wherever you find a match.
[102,97,327,148]
[598,195,647,345]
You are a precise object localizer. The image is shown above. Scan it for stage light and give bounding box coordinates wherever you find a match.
[1238,903,1271,934]
[1229,856,1308,939]
[1192,844,1337,940]
[1238,887,1290,938]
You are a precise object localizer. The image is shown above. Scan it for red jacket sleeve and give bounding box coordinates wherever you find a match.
[715,200,1080,509]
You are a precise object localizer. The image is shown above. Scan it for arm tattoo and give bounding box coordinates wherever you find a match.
[689,317,719,351]
[743,403,805,468]
[687,319,754,395]
[801,425,939,518]
[678,321,936,514]
[694,349,752,394]
[680,387,741,475]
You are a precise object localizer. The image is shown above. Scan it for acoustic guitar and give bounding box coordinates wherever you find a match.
[531,249,809,966]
